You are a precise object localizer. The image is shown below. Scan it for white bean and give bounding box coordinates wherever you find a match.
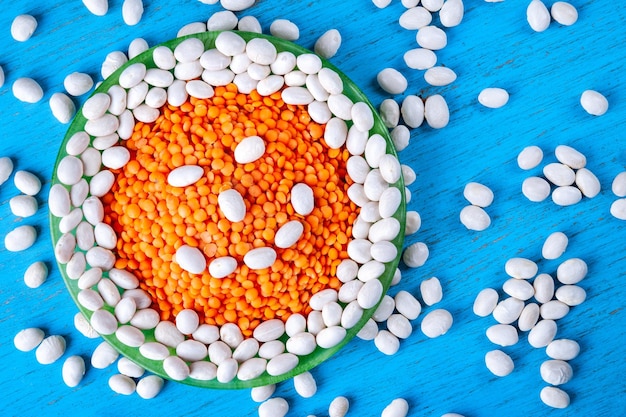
[502,278,534,301]
[374,330,399,355]
[463,182,494,207]
[136,375,164,399]
[258,398,289,417]
[540,387,570,409]
[207,11,238,31]
[416,26,447,50]
[24,261,48,289]
[175,245,207,274]
[473,288,498,317]
[611,198,626,220]
[575,168,601,198]
[4,225,37,252]
[528,319,557,348]
[478,87,509,109]
[91,341,119,369]
[12,78,43,103]
[518,303,540,332]
[243,247,277,270]
[208,256,237,279]
[399,7,432,30]
[49,93,76,124]
[402,242,429,267]
[13,327,44,352]
[10,195,38,218]
[314,29,342,59]
[522,176,551,202]
[543,163,575,186]
[505,257,538,279]
[420,309,453,338]
[546,339,580,360]
[62,355,86,387]
[527,0,550,32]
[542,231,568,260]
[356,318,379,340]
[218,188,246,222]
[395,291,421,320]
[424,94,449,129]
[533,273,555,304]
[459,205,491,231]
[485,349,514,377]
[377,68,408,95]
[486,324,518,347]
[420,276,443,306]
[11,14,37,41]
[266,353,298,376]
[556,258,587,284]
[540,300,570,320]
[580,89,608,116]
[35,335,66,365]
[401,95,424,128]
[122,0,143,25]
[551,2,578,25]
[492,297,524,324]
[405,210,421,235]
[517,145,543,170]
[424,66,457,87]
[611,172,626,197]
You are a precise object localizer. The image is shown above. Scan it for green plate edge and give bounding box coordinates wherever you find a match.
[49,31,407,389]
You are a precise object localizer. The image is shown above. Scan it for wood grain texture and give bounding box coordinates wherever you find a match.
[0,0,624,416]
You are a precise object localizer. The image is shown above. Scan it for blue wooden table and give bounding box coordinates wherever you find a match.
[0,1,624,416]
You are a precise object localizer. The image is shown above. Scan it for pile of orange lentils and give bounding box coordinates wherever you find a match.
[102,84,359,337]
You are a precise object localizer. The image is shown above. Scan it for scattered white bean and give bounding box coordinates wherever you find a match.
[518,302,540,332]
[424,66,457,87]
[329,396,350,417]
[377,68,408,95]
[485,349,514,377]
[556,258,587,284]
[314,29,342,59]
[459,205,491,231]
[505,257,538,279]
[11,14,37,42]
[551,2,578,25]
[478,87,509,109]
[12,78,44,103]
[24,261,48,288]
[83,0,109,16]
[136,375,164,399]
[402,242,429,268]
[62,355,86,387]
[416,26,447,50]
[546,339,580,360]
[424,94,449,129]
[522,176,551,202]
[540,300,570,320]
[527,0,551,32]
[4,225,37,252]
[486,324,518,347]
[463,182,494,207]
[540,386,570,409]
[109,374,137,395]
[528,319,557,348]
[580,89,609,116]
[421,309,453,338]
[122,0,144,26]
[404,48,437,70]
[575,168,601,198]
[91,341,119,369]
[13,327,45,352]
[473,288,499,317]
[401,95,425,128]
[9,195,38,218]
[492,297,524,324]
[259,397,289,417]
[611,199,626,220]
[35,335,66,365]
[517,145,543,170]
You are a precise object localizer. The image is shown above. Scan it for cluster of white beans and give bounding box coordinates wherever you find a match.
[460,182,494,231]
[517,144,606,207]
[473,231,586,409]
[526,1,578,33]
[373,0,465,136]
[49,29,406,387]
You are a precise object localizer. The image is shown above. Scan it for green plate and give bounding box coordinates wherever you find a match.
[50,31,406,389]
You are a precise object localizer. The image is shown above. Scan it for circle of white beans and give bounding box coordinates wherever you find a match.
[50,31,405,387]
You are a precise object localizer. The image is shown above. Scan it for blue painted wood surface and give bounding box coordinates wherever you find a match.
[0,1,624,416]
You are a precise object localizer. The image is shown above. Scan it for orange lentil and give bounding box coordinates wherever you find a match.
[103,84,357,338]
